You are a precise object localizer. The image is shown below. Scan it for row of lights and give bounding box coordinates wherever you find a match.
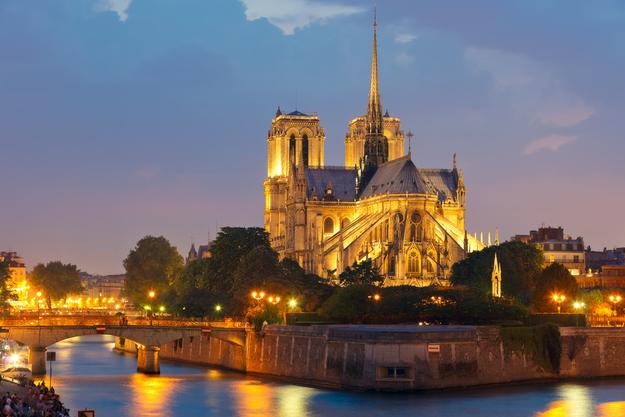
[553,293,623,313]
[250,291,298,309]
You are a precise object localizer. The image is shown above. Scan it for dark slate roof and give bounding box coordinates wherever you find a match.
[359,156,431,199]
[419,168,458,201]
[306,167,357,201]
[287,110,308,116]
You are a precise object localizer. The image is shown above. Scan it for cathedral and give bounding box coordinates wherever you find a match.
[263,16,484,286]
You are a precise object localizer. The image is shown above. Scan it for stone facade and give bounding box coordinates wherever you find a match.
[144,324,625,391]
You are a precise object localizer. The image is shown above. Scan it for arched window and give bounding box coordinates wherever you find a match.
[341,218,351,229]
[410,211,422,242]
[323,217,334,235]
[302,134,309,167]
[393,213,403,240]
[289,134,296,166]
[407,250,420,274]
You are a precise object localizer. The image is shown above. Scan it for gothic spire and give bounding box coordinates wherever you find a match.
[366,7,383,137]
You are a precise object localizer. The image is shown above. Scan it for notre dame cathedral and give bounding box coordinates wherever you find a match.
[263,16,485,286]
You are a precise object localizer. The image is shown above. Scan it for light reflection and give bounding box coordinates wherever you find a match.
[597,402,625,417]
[277,385,314,417]
[129,374,180,417]
[535,384,594,417]
[232,380,272,417]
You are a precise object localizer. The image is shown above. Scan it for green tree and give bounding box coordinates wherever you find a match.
[0,262,15,315]
[30,261,83,309]
[533,263,579,312]
[170,258,223,317]
[451,241,544,304]
[338,259,384,287]
[123,236,184,306]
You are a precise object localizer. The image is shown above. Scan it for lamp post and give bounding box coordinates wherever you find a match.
[147,290,156,325]
[552,294,566,314]
[573,301,586,327]
[609,294,622,316]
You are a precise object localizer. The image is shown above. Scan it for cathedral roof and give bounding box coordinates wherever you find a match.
[419,168,458,201]
[287,110,309,116]
[359,155,431,199]
[306,167,357,201]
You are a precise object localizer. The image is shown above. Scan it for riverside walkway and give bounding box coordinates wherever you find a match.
[0,315,247,375]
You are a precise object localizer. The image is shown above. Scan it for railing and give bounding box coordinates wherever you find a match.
[588,315,625,327]
[0,315,247,329]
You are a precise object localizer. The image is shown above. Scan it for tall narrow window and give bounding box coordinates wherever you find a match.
[289,134,296,166]
[407,250,420,274]
[302,134,309,167]
[323,218,334,235]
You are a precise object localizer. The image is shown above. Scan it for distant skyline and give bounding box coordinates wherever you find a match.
[2,1,625,274]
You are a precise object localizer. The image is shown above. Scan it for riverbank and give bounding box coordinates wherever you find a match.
[0,378,70,416]
[115,324,625,392]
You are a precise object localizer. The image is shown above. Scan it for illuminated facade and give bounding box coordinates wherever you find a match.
[0,251,29,303]
[263,17,483,286]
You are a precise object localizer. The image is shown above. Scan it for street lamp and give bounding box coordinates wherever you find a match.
[148,290,156,300]
[368,293,381,302]
[215,304,222,312]
[288,298,298,310]
[609,294,622,316]
[251,291,265,301]
[267,296,281,305]
[552,294,566,313]
[573,301,586,327]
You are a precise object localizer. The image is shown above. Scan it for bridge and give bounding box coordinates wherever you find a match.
[0,316,248,375]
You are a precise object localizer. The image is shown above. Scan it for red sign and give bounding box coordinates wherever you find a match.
[201,327,211,334]
[95,325,106,334]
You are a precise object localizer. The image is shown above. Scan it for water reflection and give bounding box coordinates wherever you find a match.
[128,374,181,417]
[535,384,625,417]
[233,380,273,417]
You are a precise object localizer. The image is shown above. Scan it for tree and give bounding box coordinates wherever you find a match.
[0,262,15,315]
[451,241,544,304]
[170,258,222,317]
[338,259,384,287]
[30,261,83,309]
[533,263,579,312]
[123,236,184,306]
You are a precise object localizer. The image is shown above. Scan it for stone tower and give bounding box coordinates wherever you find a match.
[491,253,502,298]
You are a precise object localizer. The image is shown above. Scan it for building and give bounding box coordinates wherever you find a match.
[512,226,585,276]
[577,265,625,289]
[81,273,125,299]
[186,241,213,263]
[263,16,484,286]
[0,251,29,302]
[585,247,625,271]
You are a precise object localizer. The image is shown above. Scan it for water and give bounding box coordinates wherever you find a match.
[43,335,625,417]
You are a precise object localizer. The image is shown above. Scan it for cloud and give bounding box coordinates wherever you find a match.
[524,134,576,155]
[395,52,415,65]
[394,32,418,44]
[240,0,365,35]
[95,0,132,22]
[465,47,594,128]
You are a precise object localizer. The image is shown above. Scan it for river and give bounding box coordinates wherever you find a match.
[41,335,625,417]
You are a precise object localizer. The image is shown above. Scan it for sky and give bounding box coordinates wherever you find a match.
[2,0,625,274]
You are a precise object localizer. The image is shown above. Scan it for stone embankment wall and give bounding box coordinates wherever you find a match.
[115,325,625,391]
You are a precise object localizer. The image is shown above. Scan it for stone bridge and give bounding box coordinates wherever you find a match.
[0,317,248,375]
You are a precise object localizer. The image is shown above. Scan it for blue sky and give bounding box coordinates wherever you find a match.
[2,0,625,274]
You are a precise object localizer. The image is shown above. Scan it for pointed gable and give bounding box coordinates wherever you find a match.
[359,156,430,199]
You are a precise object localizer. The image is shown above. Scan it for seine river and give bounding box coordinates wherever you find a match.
[44,335,625,417]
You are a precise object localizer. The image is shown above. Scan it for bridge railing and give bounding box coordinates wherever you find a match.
[0,315,247,328]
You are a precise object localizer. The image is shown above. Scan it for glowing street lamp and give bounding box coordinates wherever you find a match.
[251,291,265,301]
[573,301,586,327]
[368,293,381,302]
[215,304,222,313]
[267,296,281,305]
[148,290,156,300]
[288,298,298,310]
[609,294,622,315]
[159,305,165,313]
[552,294,566,313]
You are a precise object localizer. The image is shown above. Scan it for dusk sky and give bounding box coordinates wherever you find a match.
[2,0,625,274]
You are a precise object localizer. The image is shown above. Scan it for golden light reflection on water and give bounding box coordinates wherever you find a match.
[277,385,312,417]
[129,374,180,417]
[535,384,625,417]
[232,380,273,417]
